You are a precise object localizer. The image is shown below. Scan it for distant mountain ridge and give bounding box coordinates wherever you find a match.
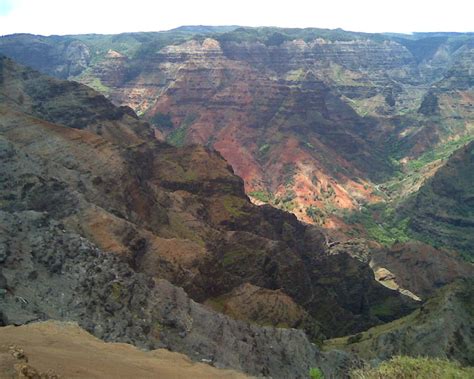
[0,29,472,230]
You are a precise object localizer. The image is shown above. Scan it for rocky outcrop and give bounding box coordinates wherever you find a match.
[205,283,323,342]
[0,210,360,378]
[371,242,474,299]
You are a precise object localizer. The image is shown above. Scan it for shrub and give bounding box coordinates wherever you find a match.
[309,367,324,379]
[249,190,272,203]
[347,333,363,344]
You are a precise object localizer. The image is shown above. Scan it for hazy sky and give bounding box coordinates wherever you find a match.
[0,0,472,36]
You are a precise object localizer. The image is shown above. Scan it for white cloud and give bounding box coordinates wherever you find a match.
[0,0,472,36]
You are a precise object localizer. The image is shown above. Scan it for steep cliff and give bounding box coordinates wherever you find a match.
[0,56,420,377]
[1,29,472,227]
[402,141,474,260]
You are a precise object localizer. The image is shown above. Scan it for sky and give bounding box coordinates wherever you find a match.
[0,0,472,36]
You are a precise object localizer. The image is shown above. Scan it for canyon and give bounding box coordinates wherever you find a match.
[1,28,472,229]
[0,26,473,378]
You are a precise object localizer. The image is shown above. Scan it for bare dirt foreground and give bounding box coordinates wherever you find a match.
[0,321,249,379]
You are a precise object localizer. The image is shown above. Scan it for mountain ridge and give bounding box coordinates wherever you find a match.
[1,27,471,229]
[0,55,422,377]
[0,26,473,376]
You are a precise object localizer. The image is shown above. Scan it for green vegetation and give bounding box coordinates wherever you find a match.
[80,76,111,95]
[406,135,474,171]
[258,143,270,156]
[369,296,408,320]
[150,112,174,129]
[222,195,249,218]
[281,190,296,203]
[309,367,324,379]
[166,113,197,147]
[265,32,289,46]
[282,163,296,187]
[344,203,411,245]
[156,156,198,182]
[164,212,205,246]
[75,33,143,61]
[222,248,245,267]
[249,190,272,203]
[274,190,297,212]
[344,97,371,117]
[151,320,163,338]
[350,356,474,379]
[75,31,195,62]
[222,246,263,267]
[324,308,419,355]
[347,333,363,344]
[396,142,474,261]
[167,124,188,147]
[418,91,439,115]
[214,26,388,45]
[110,282,122,300]
[394,36,449,63]
[306,206,325,225]
[285,68,306,81]
[325,279,473,363]
[377,135,474,205]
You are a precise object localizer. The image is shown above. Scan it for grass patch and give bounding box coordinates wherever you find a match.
[166,113,197,147]
[222,248,246,266]
[166,124,189,147]
[309,367,324,379]
[204,296,227,313]
[156,158,198,182]
[323,309,420,355]
[110,282,122,300]
[249,190,272,203]
[222,247,264,267]
[369,296,406,320]
[406,135,474,171]
[75,71,111,94]
[306,206,326,225]
[343,203,411,245]
[222,195,249,218]
[350,356,474,379]
[165,212,205,246]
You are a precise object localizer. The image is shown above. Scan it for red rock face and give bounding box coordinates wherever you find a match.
[1,55,418,339]
[1,33,472,225]
[91,38,397,224]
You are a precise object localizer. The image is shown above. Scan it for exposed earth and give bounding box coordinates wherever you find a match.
[0,321,248,379]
